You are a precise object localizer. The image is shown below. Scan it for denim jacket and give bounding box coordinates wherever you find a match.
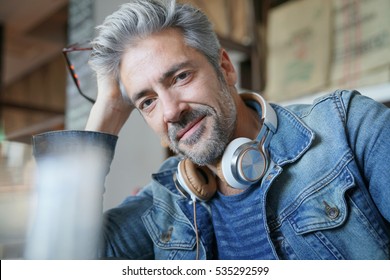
[33,90,390,259]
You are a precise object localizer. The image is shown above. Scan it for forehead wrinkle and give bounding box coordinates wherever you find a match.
[120,30,203,105]
[129,60,196,105]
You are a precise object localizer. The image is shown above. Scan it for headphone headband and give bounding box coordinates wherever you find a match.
[240,92,278,134]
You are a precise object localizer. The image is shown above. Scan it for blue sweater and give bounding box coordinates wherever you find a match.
[209,183,276,259]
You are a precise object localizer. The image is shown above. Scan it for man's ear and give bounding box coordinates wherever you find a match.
[219,49,237,86]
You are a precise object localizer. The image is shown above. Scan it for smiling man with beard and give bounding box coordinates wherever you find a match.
[32,0,390,260]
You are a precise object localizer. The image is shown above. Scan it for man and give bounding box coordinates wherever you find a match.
[33,0,390,259]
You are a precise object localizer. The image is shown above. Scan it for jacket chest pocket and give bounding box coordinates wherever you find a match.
[142,204,197,259]
[288,167,354,234]
[272,166,390,259]
[269,167,356,259]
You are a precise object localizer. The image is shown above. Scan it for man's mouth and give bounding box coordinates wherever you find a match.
[175,116,205,141]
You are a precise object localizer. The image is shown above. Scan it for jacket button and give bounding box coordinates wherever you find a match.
[323,201,340,219]
[161,226,173,242]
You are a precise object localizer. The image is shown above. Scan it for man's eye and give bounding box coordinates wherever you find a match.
[140,98,155,110]
[174,71,191,84]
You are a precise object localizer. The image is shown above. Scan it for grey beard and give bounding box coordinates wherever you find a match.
[168,105,235,166]
[168,73,237,165]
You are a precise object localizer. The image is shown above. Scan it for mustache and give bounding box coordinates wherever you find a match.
[168,107,213,141]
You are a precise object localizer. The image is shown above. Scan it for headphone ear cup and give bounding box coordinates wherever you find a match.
[175,159,217,201]
[221,137,267,189]
[221,137,252,189]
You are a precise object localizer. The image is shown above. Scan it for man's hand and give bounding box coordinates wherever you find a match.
[85,75,134,135]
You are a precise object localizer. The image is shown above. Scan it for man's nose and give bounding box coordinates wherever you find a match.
[161,93,189,123]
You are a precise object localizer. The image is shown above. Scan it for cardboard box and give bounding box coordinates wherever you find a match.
[330,0,390,85]
[179,0,252,44]
[328,65,390,91]
[266,0,331,101]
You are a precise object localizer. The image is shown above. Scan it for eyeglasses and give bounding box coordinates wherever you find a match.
[62,43,95,104]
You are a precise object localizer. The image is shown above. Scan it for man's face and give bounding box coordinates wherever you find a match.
[120,28,237,165]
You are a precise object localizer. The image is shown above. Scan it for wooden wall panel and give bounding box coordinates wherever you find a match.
[1,54,66,142]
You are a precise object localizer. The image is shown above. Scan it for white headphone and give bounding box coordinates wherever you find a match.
[174,92,278,201]
[221,92,277,189]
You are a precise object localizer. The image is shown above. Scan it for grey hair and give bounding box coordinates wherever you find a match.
[89,0,221,80]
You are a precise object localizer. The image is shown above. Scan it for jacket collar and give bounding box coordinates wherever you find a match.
[268,103,315,166]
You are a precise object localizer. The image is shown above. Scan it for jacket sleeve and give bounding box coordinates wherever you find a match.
[341,90,390,222]
[32,130,118,194]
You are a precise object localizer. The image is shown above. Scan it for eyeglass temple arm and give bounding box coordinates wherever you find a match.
[62,51,96,104]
